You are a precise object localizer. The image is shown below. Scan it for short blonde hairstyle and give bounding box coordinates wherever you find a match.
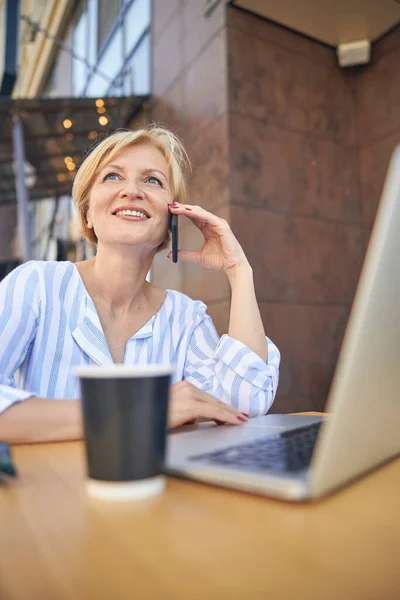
[72,125,190,248]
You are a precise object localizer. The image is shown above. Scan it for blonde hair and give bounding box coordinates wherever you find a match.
[72,125,190,248]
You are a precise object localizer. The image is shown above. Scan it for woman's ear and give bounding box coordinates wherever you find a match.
[86,210,93,229]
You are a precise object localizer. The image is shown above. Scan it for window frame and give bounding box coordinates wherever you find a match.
[81,0,151,98]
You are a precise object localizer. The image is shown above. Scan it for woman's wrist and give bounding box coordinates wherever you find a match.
[226,260,253,287]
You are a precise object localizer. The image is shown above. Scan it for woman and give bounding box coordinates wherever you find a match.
[0,126,280,444]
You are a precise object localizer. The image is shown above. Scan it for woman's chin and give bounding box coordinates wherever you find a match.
[98,236,163,251]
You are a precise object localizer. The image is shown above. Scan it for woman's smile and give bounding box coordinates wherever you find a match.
[112,205,151,221]
[115,213,148,221]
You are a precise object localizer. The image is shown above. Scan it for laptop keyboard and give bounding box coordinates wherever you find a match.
[189,421,323,474]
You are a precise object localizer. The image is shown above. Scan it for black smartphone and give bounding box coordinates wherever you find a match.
[168,211,178,263]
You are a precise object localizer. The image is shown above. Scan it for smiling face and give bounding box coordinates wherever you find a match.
[86,143,173,250]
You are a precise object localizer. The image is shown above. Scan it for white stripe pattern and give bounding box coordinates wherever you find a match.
[0,261,281,416]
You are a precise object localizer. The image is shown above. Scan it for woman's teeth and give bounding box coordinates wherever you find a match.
[115,209,148,218]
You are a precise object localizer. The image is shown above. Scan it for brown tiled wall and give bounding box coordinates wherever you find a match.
[151,0,231,330]
[227,7,364,413]
[357,27,400,242]
[151,3,400,413]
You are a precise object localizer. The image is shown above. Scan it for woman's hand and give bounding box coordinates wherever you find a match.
[168,381,248,429]
[167,202,249,275]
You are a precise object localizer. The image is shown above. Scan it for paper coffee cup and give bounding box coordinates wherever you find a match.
[74,364,172,501]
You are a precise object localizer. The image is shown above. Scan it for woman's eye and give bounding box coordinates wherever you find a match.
[104,172,120,181]
[147,176,162,186]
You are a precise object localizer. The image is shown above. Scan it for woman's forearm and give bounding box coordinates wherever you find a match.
[227,262,268,362]
[0,397,83,444]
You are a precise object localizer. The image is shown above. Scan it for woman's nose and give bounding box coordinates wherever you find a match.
[120,179,144,199]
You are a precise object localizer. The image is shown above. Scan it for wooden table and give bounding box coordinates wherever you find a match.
[1,414,399,600]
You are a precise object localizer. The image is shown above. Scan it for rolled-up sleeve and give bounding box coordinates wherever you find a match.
[0,262,40,413]
[183,313,280,416]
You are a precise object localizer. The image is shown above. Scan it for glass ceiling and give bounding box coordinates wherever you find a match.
[0,94,149,206]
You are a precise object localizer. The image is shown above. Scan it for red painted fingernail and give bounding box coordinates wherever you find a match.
[241,412,249,417]
[237,415,247,422]
[185,207,192,211]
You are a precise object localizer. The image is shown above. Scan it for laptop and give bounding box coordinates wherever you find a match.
[166,147,400,501]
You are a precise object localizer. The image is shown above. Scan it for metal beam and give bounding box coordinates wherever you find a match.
[12,117,33,261]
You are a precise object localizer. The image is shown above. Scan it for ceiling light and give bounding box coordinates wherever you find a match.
[337,40,371,67]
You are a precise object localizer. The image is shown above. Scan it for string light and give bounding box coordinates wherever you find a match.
[56,173,66,182]
[97,106,106,114]
[66,133,74,141]
[98,115,108,126]
[63,118,73,129]
[88,131,97,140]
[64,156,77,171]
[95,98,105,108]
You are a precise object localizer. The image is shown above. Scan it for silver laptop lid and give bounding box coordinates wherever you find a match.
[309,146,400,497]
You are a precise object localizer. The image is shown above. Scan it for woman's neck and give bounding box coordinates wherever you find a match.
[78,244,156,312]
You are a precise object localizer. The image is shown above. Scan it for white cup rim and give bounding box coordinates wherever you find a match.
[73,363,173,379]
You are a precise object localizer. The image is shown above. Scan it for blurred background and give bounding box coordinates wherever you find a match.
[1,0,400,414]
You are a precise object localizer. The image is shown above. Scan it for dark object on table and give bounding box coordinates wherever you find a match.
[0,442,17,480]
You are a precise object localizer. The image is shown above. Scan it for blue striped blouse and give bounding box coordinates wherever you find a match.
[0,261,280,416]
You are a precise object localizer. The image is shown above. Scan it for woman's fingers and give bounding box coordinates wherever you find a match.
[167,249,202,264]
[169,202,224,230]
[167,202,247,273]
[191,401,246,425]
[189,386,246,417]
[168,381,248,429]
[174,381,246,419]
[190,398,247,425]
